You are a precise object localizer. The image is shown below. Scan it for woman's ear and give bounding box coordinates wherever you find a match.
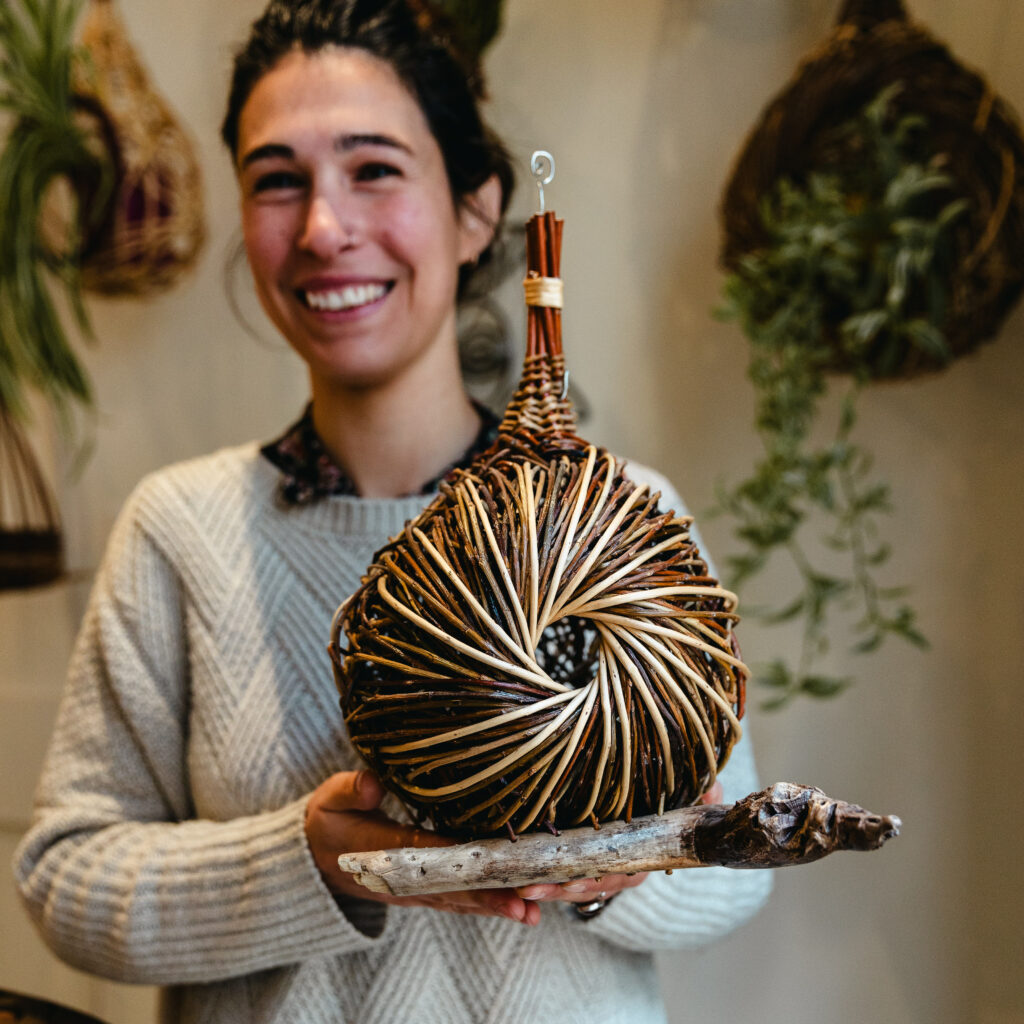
[457,174,504,264]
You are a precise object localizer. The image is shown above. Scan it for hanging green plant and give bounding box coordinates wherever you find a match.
[0,0,112,429]
[716,84,965,708]
[716,0,1024,707]
[720,0,1024,375]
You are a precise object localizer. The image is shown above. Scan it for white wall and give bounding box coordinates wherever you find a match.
[2,1,1022,1022]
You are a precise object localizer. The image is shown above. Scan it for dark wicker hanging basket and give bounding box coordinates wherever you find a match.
[331,185,746,840]
[720,0,1024,378]
[0,401,63,590]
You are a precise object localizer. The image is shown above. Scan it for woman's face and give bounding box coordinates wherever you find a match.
[236,47,492,393]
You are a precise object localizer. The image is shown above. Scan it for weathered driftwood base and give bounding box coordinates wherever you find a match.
[338,782,900,896]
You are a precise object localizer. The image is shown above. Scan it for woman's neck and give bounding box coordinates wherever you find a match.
[309,365,480,499]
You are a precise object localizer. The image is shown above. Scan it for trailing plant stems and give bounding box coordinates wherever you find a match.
[741,381,926,709]
[837,454,886,638]
[718,86,958,705]
[832,395,925,655]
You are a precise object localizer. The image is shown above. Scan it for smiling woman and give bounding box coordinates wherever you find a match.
[12,2,771,1022]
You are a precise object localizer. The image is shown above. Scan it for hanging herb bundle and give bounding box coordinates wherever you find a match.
[0,0,111,428]
[717,85,965,708]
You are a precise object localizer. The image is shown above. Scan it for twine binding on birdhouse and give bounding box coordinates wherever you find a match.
[331,179,746,839]
[73,0,205,295]
[720,0,1024,378]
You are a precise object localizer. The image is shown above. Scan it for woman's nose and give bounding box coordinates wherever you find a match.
[298,193,357,258]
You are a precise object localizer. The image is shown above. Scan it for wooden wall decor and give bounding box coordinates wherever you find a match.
[1,0,205,443]
[711,0,1024,705]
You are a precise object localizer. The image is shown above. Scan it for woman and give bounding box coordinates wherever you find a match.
[15,2,771,1021]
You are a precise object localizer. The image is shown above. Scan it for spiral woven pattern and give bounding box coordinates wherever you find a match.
[334,438,745,838]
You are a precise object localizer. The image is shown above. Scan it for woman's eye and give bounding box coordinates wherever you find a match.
[253,171,304,193]
[355,162,400,183]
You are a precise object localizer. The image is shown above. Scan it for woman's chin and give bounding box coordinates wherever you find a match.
[308,355,414,396]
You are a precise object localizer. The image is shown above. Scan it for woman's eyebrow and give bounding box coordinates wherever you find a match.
[240,134,412,170]
[240,143,294,169]
[335,133,412,155]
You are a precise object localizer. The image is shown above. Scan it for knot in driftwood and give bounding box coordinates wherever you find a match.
[694,782,901,868]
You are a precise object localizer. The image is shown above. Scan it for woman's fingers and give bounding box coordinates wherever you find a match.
[700,779,724,804]
[400,888,540,925]
[516,872,649,904]
[314,769,386,812]
[309,771,676,921]
[306,771,448,890]
[513,785,723,905]
[306,771,538,923]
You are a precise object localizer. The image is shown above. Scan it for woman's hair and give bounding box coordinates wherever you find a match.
[222,0,515,297]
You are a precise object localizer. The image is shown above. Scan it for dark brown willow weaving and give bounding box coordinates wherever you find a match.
[331,211,746,839]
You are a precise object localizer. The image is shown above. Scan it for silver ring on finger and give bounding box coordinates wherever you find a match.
[574,891,611,920]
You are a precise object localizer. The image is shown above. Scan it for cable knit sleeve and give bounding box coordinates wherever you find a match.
[576,463,773,951]
[13,470,392,985]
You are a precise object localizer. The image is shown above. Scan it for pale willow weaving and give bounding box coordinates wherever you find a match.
[331,204,747,839]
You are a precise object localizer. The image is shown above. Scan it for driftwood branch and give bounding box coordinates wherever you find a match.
[338,782,900,896]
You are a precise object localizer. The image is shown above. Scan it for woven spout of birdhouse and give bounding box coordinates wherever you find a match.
[332,207,747,840]
[499,212,577,445]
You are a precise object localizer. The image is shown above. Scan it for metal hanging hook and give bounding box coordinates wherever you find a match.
[531,150,555,213]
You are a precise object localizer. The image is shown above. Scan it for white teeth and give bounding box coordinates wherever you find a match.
[303,283,387,311]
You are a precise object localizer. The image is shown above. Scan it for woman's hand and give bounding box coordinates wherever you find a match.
[513,779,725,908]
[305,770,541,926]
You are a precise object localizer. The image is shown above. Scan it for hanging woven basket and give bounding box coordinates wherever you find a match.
[720,0,1024,379]
[331,188,746,840]
[72,0,205,296]
[0,401,63,590]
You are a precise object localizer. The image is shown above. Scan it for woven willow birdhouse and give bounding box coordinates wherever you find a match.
[331,197,746,840]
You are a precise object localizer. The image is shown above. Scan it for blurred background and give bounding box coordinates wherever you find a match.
[1,1,1021,1021]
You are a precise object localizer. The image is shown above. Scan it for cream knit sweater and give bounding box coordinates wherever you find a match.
[14,444,771,1024]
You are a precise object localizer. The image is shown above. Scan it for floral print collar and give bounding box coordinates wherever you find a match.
[260,402,499,505]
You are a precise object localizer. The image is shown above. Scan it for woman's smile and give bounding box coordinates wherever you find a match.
[295,277,394,315]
